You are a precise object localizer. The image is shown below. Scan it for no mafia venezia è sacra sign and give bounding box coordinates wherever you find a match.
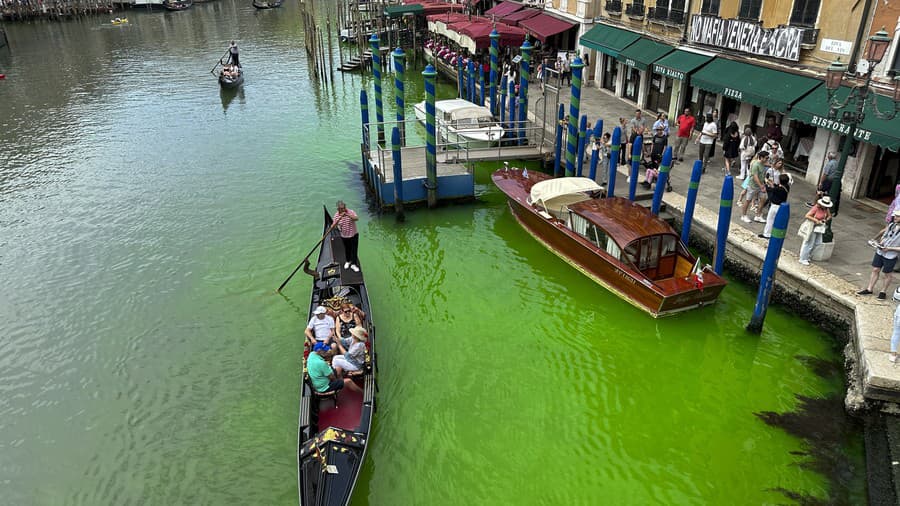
[689,15,803,61]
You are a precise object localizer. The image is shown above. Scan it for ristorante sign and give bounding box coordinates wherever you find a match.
[689,15,803,61]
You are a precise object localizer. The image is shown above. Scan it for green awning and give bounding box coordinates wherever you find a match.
[690,59,822,112]
[385,4,423,17]
[579,23,640,58]
[615,38,674,71]
[789,86,900,152]
[651,50,713,82]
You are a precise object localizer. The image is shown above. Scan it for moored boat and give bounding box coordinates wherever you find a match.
[413,98,504,148]
[162,0,192,10]
[218,65,243,88]
[252,0,283,8]
[297,207,376,506]
[493,169,727,317]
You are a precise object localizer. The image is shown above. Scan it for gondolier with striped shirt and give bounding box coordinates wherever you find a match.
[334,200,360,272]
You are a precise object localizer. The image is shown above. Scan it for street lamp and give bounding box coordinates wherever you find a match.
[822,28,900,242]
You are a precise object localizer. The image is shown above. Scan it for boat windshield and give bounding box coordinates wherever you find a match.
[623,234,684,279]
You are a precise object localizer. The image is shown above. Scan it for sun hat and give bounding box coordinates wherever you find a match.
[313,306,327,315]
[349,327,369,342]
[817,196,833,208]
[893,208,900,217]
[313,342,330,352]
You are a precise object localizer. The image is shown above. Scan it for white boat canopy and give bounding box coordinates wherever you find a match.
[527,177,603,215]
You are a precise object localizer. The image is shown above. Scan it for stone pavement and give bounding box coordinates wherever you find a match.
[525,81,900,404]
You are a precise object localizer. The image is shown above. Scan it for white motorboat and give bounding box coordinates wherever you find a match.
[413,98,504,149]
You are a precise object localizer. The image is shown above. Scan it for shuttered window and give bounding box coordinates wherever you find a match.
[789,0,820,26]
[737,0,762,20]
[700,0,719,15]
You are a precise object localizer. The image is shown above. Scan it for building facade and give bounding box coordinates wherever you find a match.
[572,0,899,206]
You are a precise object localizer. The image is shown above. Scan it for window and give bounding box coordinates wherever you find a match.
[700,0,719,15]
[737,0,762,20]
[891,46,900,77]
[656,0,685,12]
[789,0,820,26]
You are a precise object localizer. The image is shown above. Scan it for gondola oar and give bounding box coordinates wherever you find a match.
[210,50,230,75]
[276,222,336,293]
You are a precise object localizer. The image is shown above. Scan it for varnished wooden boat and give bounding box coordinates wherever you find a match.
[493,169,727,317]
[297,207,376,506]
[253,0,283,8]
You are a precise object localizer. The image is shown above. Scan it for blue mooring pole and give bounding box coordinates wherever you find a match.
[507,78,516,133]
[489,30,499,116]
[713,174,734,275]
[479,66,486,107]
[588,120,602,182]
[747,203,791,334]
[576,115,587,177]
[651,146,673,215]
[628,135,642,201]
[518,40,532,146]
[499,74,508,127]
[468,60,475,103]
[681,160,704,245]
[608,127,622,197]
[393,48,405,146]
[360,90,370,183]
[423,64,438,208]
[391,126,405,221]
[554,104,565,177]
[457,57,464,98]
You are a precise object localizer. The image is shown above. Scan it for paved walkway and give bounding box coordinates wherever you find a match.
[525,81,900,404]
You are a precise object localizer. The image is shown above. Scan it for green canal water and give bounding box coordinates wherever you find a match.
[0,3,866,504]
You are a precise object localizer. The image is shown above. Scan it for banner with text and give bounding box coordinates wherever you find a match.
[689,15,802,62]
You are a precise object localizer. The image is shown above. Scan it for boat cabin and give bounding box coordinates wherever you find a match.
[437,99,495,130]
[527,178,696,282]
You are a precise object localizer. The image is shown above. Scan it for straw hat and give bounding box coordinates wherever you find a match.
[349,327,369,342]
[817,196,833,208]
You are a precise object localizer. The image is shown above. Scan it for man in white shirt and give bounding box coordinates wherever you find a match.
[305,305,336,347]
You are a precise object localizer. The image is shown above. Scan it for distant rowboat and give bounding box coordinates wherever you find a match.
[253,0,283,8]
[162,0,192,10]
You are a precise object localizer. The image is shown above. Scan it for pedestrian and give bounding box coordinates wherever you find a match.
[627,109,646,160]
[229,41,240,68]
[649,125,667,160]
[858,209,900,298]
[696,113,717,173]
[652,113,670,137]
[763,137,784,164]
[887,184,900,223]
[798,196,833,266]
[738,126,756,180]
[891,287,900,363]
[740,151,769,223]
[334,200,361,272]
[563,54,571,85]
[618,117,629,166]
[759,174,790,239]
[764,115,783,144]
[597,132,611,183]
[818,151,838,195]
[722,122,740,175]
[674,108,695,162]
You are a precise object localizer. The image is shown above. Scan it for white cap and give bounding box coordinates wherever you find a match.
[313,306,327,315]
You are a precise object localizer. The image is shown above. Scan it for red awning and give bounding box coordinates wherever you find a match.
[411,1,466,15]
[500,7,540,26]
[517,12,576,42]
[484,1,523,17]
[426,12,471,23]
[459,21,526,48]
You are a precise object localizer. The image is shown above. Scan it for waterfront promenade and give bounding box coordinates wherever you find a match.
[526,82,900,406]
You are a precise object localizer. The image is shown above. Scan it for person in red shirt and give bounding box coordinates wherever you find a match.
[674,108,696,162]
[333,200,360,272]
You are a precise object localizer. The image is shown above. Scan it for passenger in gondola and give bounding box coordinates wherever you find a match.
[307,342,362,394]
[332,327,368,376]
[305,305,337,348]
[335,302,364,347]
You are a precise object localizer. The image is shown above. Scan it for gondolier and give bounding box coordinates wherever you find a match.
[334,200,360,272]
[229,41,240,68]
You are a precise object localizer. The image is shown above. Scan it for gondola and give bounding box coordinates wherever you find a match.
[297,206,376,506]
[162,0,192,10]
[218,65,243,88]
[252,0,283,9]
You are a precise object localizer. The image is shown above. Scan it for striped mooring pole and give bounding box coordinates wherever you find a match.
[747,203,791,334]
[391,126,405,221]
[651,146,673,215]
[588,119,603,182]
[628,134,642,201]
[423,64,438,208]
[489,29,499,116]
[565,57,585,177]
[370,35,384,147]
[713,173,734,275]
[554,104,565,177]
[393,48,405,146]
[518,40,532,146]
[360,90,370,183]
[607,127,622,197]
[681,160,704,245]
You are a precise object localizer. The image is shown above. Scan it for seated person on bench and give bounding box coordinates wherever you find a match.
[307,342,362,393]
[332,327,368,376]
[305,305,336,348]
[335,302,365,348]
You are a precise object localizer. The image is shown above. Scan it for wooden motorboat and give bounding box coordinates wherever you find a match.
[297,207,376,506]
[218,65,243,88]
[253,0,283,8]
[162,0,192,10]
[413,98,504,148]
[493,169,727,317]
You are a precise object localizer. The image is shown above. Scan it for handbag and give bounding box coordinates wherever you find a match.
[813,223,827,234]
[798,219,813,239]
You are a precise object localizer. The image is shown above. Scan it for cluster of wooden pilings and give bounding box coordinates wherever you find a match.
[0,0,116,20]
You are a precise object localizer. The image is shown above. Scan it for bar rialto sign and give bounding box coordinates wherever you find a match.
[652,65,684,80]
[689,15,802,61]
